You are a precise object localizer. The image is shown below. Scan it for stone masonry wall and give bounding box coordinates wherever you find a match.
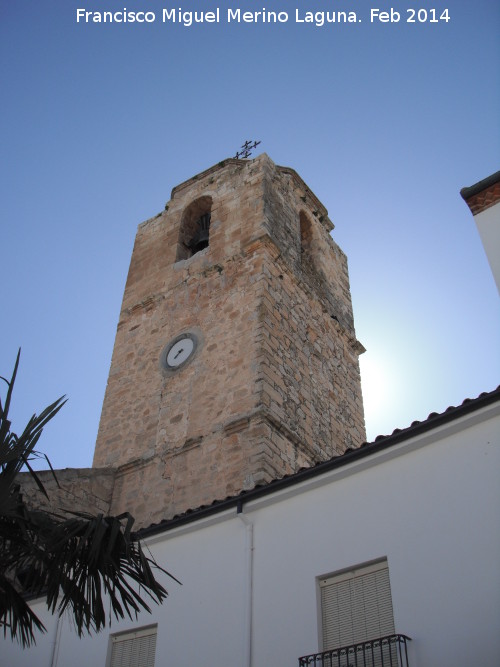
[255,162,365,458]
[93,158,268,471]
[258,258,365,460]
[93,154,365,528]
[17,468,114,518]
[94,158,272,525]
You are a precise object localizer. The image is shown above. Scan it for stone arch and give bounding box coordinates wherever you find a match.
[300,209,326,295]
[176,195,213,262]
[300,210,314,262]
[299,211,312,254]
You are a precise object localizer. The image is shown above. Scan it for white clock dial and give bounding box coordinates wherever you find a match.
[166,337,195,368]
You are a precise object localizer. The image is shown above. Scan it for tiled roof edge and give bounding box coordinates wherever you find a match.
[137,385,500,539]
[460,171,500,201]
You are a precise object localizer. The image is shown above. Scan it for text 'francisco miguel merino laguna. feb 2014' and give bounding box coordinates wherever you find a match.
[75,7,452,27]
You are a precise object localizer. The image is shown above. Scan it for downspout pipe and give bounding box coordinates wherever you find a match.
[50,614,63,667]
[237,500,254,667]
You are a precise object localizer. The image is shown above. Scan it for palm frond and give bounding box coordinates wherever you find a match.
[0,352,176,647]
[0,574,46,647]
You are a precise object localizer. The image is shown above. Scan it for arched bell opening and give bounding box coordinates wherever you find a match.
[176,196,213,262]
[300,210,313,258]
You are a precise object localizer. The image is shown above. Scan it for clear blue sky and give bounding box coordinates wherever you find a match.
[1,0,499,469]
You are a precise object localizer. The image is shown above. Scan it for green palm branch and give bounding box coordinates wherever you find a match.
[0,351,177,648]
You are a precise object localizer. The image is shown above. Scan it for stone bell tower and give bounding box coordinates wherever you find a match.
[93,154,366,527]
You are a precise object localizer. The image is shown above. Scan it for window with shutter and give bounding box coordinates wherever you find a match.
[320,559,395,654]
[108,625,157,667]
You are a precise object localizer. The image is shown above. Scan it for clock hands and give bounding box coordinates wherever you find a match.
[163,334,197,372]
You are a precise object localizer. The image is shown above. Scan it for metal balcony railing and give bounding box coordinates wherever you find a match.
[298,634,411,667]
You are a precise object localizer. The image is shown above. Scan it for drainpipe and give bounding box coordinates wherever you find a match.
[50,614,62,667]
[237,501,254,667]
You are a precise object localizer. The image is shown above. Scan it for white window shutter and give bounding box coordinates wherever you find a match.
[320,560,395,651]
[110,626,157,667]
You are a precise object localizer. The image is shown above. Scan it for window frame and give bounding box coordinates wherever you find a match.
[105,624,158,667]
[317,558,395,652]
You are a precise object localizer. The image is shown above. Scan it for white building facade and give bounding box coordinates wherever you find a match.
[461,171,500,294]
[3,387,499,667]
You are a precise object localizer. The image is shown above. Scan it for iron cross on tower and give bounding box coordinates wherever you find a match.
[235,140,261,159]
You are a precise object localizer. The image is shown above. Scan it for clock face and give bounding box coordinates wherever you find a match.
[166,337,194,368]
[161,330,200,374]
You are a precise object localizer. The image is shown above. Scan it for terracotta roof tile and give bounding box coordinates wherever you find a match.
[138,385,500,538]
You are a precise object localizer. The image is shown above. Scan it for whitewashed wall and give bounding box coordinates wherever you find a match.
[474,200,500,294]
[2,401,499,667]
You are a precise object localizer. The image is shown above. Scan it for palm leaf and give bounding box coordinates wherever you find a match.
[0,352,177,647]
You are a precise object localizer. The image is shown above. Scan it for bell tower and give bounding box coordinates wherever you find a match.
[93,154,366,527]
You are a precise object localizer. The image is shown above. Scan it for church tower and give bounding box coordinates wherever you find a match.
[93,154,366,527]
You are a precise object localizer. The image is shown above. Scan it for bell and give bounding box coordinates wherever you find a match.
[190,228,210,253]
[188,213,211,254]
[199,213,211,232]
